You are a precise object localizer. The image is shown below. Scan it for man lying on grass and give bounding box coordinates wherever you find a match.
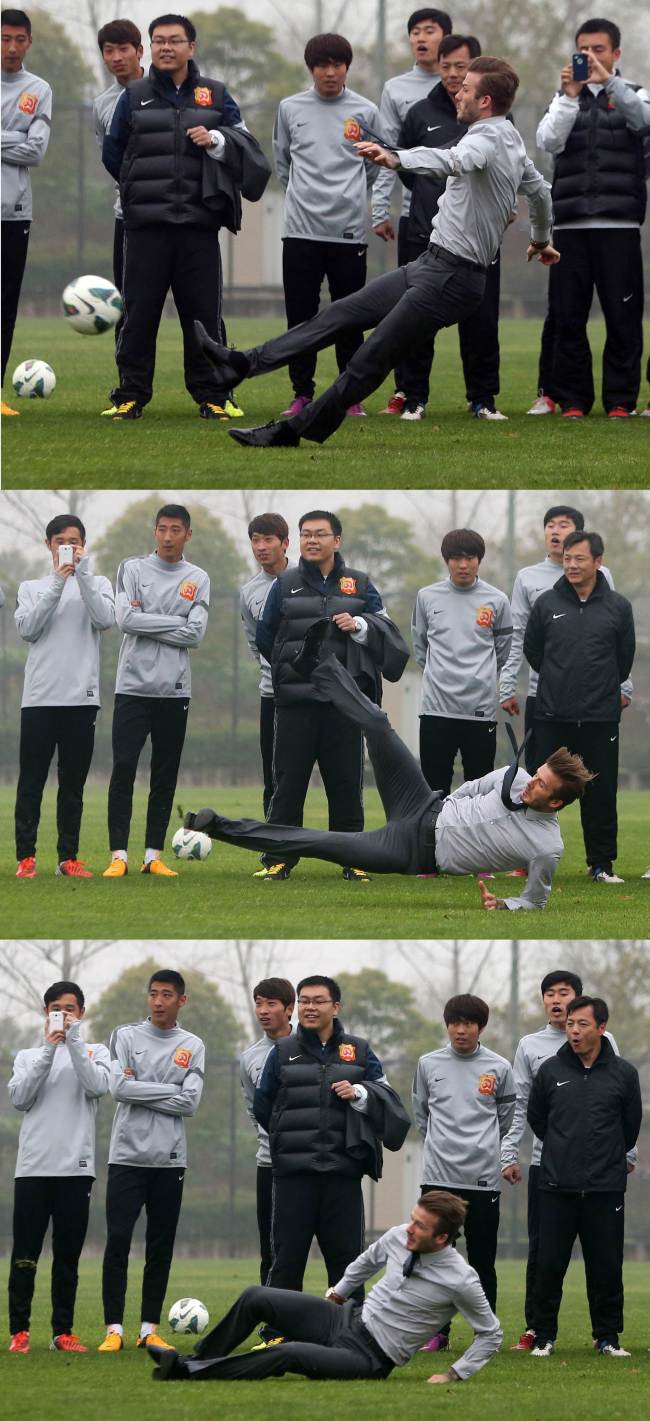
[186,645,594,910]
[150,1190,502,1382]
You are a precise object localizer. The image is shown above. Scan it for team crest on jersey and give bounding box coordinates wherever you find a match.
[194,87,212,106]
[179,580,198,601]
[478,1073,497,1096]
[339,577,357,595]
[476,606,494,628]
[174,1047,192,1068]
[18,92,38,114]
[343,118,362,141]
[339,1042,356,1062]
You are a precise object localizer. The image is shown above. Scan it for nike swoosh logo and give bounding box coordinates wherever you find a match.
[357,251,365,257]
[183,704,189,710]
[427,125,441,131]
[491,1196,499,1203]
[290,588,303,594]
[488,726,496,733]
[623,293,633,302]
[140,99,154,106]
[615,1205,623,1211]
[610,736,617,742]
[289,1054,302,1061]
[552,613,566,620]
[556,1081,570,1087]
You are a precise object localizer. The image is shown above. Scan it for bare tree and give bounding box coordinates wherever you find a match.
[0,939,117,1019]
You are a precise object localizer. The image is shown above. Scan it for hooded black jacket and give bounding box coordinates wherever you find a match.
[527,1037,641,1193]
[523,571,635,723]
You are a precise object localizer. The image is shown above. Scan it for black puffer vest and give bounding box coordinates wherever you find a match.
[271,555,371,705]
[120,61,226,228]
[270,1025,370,1177]
[551,84,646,225]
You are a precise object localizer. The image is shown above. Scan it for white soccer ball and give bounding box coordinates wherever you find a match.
[171,827,213,862]
[168,1297,210,1334]
[12,358,56,399]
[61,273,123,334]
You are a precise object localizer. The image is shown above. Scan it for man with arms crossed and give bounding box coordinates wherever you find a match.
[526,996,641,1357]
[239,977,294,1315]
[15,513,115,879]
[103,504,210,878]
[502,968,635,1351]
[196,57,558,447]
[413,994,515,1352]
[8,980,110,1353]
[99,969,205,1352]
[149,1190,502,1382]
[239,514,292,815]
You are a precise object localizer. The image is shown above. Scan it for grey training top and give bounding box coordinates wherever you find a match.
[93,76,125,217]
[498,557,630,700]
[239,1033,281,1166]
[398,116,552,268]
[239,560,296,697]
[435,767,564,910]
[9,1022,110,1177]
[108,1018,205,1168]
[115,552,210,698]
[273,85,381,244]
[371,66,441,224]
[412,576,512,720]
[413,1042,516,1191]
[16,560,116,707]
[334,1226,502,1376]
[1,66,52,221]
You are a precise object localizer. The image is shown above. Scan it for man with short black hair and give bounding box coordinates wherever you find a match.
[500,505,630,774]
[103,504,210,878]
[14,514,115,879]
[524,530,635,883]
[1,8,52,416]
[149,1190,503,1383]
[412,528,512,795]
[8,980,110,1353]
[536,17,650,418]
[413,994,515,1351]
[527,996,641,1357]
[273,33,382,419]
[93,18,144,293]
[100,969,205,1352]
[239,514,293,814]
[502,969,634,1351]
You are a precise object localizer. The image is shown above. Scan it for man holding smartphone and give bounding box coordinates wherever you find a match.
[14,513,115,878]
[8,980,110,1353]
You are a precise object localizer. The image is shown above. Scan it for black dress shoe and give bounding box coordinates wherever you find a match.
[228,420,301,448]
[292,618,331,679]
[190,807,219,835]
[149,1345,188,1380]
[194,321,250,386]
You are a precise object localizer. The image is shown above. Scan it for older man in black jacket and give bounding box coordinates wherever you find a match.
[523,530,635,884]
[526,995,641,1358]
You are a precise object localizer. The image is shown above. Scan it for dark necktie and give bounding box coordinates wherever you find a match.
[403,1250,420,1278]
[501,723,532,812]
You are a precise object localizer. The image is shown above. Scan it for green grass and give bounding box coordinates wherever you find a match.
[3,317,649,488]
[2,1257,648,1421]
[2,784,648,939]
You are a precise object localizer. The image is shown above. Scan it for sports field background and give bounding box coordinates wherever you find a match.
[1,785,647,940]
[3,317,649,487]
[1,1258,648,1421]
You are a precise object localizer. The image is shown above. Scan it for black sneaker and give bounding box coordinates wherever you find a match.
[102,400,143,420]
[252,863,292,881]
[199,401,230,421]
[342,867,370,882]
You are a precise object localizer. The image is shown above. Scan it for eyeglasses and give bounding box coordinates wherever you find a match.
[297,996,333,1007]
[299,531,335,540]
[151,36,190,47]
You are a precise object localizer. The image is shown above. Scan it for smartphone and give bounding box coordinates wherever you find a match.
[571,52,589,82]
[58,544,74,567]
[48,1010,65,1031]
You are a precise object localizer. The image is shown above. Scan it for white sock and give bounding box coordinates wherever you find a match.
[107,1323,123,1336]
[140,1322,155,1338]
[144,848,160,865]
[111,850,127,863]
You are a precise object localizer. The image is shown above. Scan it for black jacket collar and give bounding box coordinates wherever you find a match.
[298,551,347,591]
[556,569,609,605]
[557,1035,614,1072]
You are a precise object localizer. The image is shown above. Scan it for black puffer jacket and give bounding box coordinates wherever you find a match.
[523,572,635,723]
[550,83,647,225]
[528,1038,642,1193]
[119,62,230,228]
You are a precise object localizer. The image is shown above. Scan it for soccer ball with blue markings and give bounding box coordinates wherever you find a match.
[168,1298,210,1334]
[12,358,56,398]
[171,827,213,861]
[61,274,123,334]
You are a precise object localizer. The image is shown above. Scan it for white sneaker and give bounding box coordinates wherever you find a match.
[471,401,508,420]
[639,403,650,417]
[401,401,426,421]
[598,1344,631,1357]
[531,1342,554,1357]
[527,394,556,415]
[591,868,625,884]
[641,867,650,879]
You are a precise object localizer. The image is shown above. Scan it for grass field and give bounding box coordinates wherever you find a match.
[3,317,649,488]
[2,784,648,940]
[2,1257,648,1421]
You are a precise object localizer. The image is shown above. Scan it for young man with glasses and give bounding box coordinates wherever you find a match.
[252,509,408,883]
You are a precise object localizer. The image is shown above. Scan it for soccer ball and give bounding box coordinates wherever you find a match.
[61,274,123,334]
[171,827,213,861]
[168,1298,209,1334]
[12,359,56,398]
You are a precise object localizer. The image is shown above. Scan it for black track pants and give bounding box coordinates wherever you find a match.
[419,716,498,798]
[263,698,365,869]
[532,1190,625,1345]
[1,219,30,383]
[102,1164,185,1325]
[15,705,98,861]
[282,237,367,397]
[108,694,189,852]
[533,719,620,868]
[9,1176,92,1336]
[267,1172,365,1297]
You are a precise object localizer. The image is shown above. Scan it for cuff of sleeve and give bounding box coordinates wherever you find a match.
[348,1083,368,1110]
[350,616,369,644]
[207,130,225,158]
